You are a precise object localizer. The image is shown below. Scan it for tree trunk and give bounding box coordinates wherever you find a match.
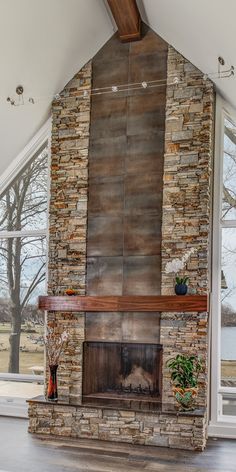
[8,309,21,373]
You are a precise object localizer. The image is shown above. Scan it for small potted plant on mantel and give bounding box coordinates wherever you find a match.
[165,248,195,295]
[167,354,203,411]
[174,276,189,295]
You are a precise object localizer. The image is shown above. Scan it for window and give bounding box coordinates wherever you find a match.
[0,144,48,376]
[209,97,236,437]
[221,118,236,393]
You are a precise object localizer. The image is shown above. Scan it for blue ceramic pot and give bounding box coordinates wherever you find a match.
[175,283,188,295]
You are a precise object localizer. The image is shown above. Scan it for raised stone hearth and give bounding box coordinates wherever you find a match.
[28,25,214,450]
[28,397,206,449]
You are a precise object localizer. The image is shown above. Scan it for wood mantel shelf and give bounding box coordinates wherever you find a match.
[38,295,208,313]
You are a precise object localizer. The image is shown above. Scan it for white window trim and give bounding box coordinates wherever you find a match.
[0,230,47,239]
[0,118,51,196]
[208,94,236,437]
[0,117,51,386]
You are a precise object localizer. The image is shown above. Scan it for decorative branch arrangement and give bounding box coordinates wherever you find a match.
[44,326,68,366]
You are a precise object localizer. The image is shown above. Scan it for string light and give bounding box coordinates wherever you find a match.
[173,76,179,85]
[5,57,235,108]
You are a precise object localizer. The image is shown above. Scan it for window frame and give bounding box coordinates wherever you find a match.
[209,95,236,437]
[0,119,51,384]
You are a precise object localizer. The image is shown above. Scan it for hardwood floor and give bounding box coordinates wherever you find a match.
[0,417,235,472]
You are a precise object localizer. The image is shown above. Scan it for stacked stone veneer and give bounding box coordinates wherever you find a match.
[160,46,214,412]
[49,61,91,296]
[47,61,92,403]
[29,402,206,450]
[162,46,214,295]
[28,40,214,451]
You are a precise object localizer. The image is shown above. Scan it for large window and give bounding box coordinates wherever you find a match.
[210,99,236,437]
[0,144,48,375]
[220,118,236,417]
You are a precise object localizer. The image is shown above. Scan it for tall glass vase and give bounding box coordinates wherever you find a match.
[47,364,58,401]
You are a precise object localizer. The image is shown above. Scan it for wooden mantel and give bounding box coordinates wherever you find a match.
[38,295,208,313]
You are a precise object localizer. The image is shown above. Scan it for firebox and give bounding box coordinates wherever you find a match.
[82,342,162,406]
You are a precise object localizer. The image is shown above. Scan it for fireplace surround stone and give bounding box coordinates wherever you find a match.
[28,25,214,450]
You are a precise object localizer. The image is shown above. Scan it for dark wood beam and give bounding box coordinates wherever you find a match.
[38,295,208,313]
[107,0,141,42]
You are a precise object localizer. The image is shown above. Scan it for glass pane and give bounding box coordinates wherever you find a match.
[221,228,236,387]
[222,393,236,416]
[222,118,236,220]
[0,236,46,374]
[0,145,48,231]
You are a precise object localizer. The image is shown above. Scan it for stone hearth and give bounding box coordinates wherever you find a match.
[28,397,206,449]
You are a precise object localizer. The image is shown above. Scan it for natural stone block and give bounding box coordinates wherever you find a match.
[180,153,198,165]
[172,130,193,142]
[146,435,169,447]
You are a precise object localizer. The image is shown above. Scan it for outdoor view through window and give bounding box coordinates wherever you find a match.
[0,145,48,375]
[221,118,236,395]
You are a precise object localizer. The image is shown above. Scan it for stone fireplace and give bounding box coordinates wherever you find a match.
[28,24,214,450]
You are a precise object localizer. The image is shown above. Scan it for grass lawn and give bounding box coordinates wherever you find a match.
[221,360,236,386]
[0,351,44,374]
[0,323,44,375]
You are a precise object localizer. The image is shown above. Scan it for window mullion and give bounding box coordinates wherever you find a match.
[0,229,47,239]
[221,220,236,228]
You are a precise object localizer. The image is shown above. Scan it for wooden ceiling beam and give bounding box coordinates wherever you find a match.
[107,0,141,42]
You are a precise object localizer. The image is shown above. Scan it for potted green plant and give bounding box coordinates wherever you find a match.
[167,354,202,410]
[174,276,189,295]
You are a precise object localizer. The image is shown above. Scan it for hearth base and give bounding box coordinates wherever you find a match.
[28,396,207,451]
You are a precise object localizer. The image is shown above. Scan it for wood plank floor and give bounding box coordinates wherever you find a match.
[0,417,235,472]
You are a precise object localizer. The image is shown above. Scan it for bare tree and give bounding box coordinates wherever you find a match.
[219,122,236,318]
[0,148,48,373]
[222,123,236,217]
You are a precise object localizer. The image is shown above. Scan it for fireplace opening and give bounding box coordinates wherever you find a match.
[82,342,162,406]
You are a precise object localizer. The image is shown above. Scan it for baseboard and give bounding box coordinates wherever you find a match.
[0,397,28,419]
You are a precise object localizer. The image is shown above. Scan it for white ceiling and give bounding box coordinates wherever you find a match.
[1,0,236,177]
[138,0,236,107]
[0,0,114,176]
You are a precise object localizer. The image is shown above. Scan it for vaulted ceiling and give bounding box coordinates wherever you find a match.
[0,0,114,176]
[1,0,236,177]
